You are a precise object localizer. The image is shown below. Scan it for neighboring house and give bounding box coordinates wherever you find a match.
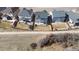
[18,8,31,21]
[52,10,79,27]
[35,10,49,24]
[1,7,12,15]
[1,7,14,20]
[66,11,79,27]
[66,11,79,23]
[0,7,6,12]
[2,14,14,24]
[52,11,66,22]
[2,14,12,20]
[74,19,79,26]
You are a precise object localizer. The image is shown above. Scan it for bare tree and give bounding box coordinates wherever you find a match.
[64,13,72,30]
[47,15,53,31]
[0,13,3,23]
[11,7,20,28]
[12,16,19,28]
[30,12,36,31]
[11,7,19,15]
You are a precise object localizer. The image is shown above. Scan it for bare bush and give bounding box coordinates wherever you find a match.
[35,33,79,48]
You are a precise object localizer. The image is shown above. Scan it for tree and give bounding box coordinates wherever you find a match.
[11,7,19,14]
[0,13,3,23]
[64,13,71,30]
[47,15,53,31]
[30,13,36,31]
[64,13,69,22]
[12,16,19,28]
[29,9,33,15]
[11,7,20,28]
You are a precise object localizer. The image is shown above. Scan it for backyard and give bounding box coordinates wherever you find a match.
[0,20,69,32]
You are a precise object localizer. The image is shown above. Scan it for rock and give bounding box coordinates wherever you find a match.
[30,43,37,49]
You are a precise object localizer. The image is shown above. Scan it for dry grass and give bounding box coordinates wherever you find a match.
[52,22,69,30]
[0,21,69,31]
[0,21,29,31]
[34,22,69,31]
[0,21,11,29]
[16,23,29,30]
[34,25,51,31]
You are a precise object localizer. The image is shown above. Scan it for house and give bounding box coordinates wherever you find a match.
[52,10,79,27]
[1,7,12,15]
[65,11,79,28]
[52,11,66,22]
[18,8,31,21]
[35,10,49,24]
[1,7,14,21]
[66,11,79,23]
[0,7,6,12]
[3,14,12,20]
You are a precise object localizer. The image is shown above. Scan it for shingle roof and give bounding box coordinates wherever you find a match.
[35,10,48,19]
[53,11,66,17]
[1,7,12,14]
[18,8,31,17]
[67,11,79,21]
[0,7,6,12]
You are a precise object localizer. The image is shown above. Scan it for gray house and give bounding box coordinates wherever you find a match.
[0,7,6,12]
[0,7,13,21]
[67,11,79,23]
[52,11,66,22]
[66,11,79,26]
[1,7,12,15]
[35,10,49,24]
[52,10,79,22]
[18,8,32,21]
[52,10,79,27]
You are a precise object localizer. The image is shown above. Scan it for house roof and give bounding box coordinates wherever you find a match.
[53,17,65,22]
[67,11,79,21]
[53,11,66,17]
[0,7,6,12]
[53,11,79,22]
[35,10,48,19]
[18,8,31,17]
[1,7,12,14]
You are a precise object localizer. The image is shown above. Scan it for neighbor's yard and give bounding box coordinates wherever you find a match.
[0,21,69,31]
[0,21,29,31]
